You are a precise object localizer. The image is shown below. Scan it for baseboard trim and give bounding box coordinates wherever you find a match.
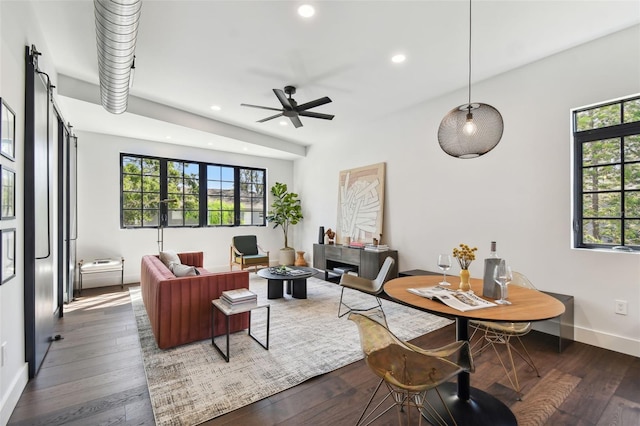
[1,362,28,425]
[575,326,639,357]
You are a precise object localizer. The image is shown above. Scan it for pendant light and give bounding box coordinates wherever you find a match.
[438,0,503,159]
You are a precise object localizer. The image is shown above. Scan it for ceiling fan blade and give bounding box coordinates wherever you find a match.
[290,116,303,128]
[273,89,293,109]
[241,103,283,112]
[296,96,332,111]
[257,112,284,123]
[298,111,335,120]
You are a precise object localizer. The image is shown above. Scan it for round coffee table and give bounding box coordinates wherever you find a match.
[257,266,318,299]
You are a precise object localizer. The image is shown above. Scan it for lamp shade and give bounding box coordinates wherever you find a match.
[438,103,504,159]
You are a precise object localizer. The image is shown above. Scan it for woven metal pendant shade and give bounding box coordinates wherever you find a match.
[438,103,504,159]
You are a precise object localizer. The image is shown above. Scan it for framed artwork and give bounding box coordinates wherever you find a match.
[1,228,16,284]
[1,166,15,219]
[336,162,385,244]
[0,98,16,161]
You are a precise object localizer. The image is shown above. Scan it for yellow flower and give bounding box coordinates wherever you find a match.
[452,243,478,269]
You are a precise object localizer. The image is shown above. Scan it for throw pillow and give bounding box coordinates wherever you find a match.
[170,263,199,277]
[159,250,181,268]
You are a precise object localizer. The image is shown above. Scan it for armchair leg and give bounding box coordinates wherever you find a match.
[338,287,385,320]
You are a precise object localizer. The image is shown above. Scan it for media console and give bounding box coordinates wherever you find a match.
[313,244,398,281]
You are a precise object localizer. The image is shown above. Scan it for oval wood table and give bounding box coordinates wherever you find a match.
[384,275,566,426]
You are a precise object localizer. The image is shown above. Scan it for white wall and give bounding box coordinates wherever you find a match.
[294,25,640,357]
[75,130,295,288]
[0,1,59,422]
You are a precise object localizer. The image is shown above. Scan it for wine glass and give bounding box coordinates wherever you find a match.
[437,254,452,286]
[493,259,513,305]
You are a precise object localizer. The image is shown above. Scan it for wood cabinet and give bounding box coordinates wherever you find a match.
[313,244,398,281]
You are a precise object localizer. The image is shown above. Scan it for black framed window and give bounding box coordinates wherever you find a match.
[573,95,640,250]
[239,168,265,225]
[207,164,235,226]
[121,153,266,228]
[122,156,160,227]
[167,160,200,226]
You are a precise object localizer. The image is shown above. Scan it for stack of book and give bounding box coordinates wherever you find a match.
[221,288,257,307]
[333,265,356,274]
[364,244,389,252]
[348,241,365,249]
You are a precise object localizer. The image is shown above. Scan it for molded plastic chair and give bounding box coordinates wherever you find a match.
[469,271,540,398]
[338,256,395,318]
[230,235,270,272]
[349,309,474,426]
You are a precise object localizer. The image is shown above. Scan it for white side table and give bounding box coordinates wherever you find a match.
[78,257,124,295]
[211,298,270,362]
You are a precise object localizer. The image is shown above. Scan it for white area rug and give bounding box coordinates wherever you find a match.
[130,275,453,426]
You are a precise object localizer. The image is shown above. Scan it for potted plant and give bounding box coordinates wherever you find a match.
[266,182,304,265]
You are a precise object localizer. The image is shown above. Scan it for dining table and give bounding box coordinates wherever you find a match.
[384,274,566,425]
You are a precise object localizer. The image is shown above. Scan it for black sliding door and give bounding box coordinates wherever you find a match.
[58,120,77,307]
[25,45,56,378]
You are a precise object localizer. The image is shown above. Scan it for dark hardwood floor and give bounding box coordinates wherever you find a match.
[8,285,640,425]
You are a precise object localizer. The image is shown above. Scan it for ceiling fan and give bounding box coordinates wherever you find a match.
[241,86,334,128]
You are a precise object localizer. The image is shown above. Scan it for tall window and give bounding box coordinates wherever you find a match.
[167,160,200,226]
[121,154,266,228]
[122,156,160,227]
[573,95,640,250]
[207,165,234,226]
[239,168,265,225]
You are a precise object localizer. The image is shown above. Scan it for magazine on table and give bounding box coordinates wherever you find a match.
[407,285,497,312]
[287,268,308,276]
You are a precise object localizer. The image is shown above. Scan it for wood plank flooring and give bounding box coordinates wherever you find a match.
[8,285,640,425]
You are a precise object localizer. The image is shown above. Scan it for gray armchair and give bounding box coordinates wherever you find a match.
[230,235,270,272]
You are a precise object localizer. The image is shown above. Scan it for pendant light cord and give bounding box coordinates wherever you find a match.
[467,0,472,107]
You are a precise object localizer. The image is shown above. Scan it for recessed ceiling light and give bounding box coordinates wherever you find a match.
[280,120,288,126]
[298,4,315,18]
[165,135,172,139]
[210,105,221,111]
[391,54,406,64]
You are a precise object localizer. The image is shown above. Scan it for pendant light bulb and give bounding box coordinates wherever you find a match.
[463,110,477,136]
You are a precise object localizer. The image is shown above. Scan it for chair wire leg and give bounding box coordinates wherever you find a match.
[338,288,386,319]
[418,388,458,426]
[514,336,540,377]
[488,337,523,399]
[356,379,396,426]
[338,286,350,318]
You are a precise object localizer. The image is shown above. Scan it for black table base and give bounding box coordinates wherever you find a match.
[267,278,308,299]
[422,382,517,425]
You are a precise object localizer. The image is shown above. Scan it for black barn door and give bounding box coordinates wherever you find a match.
[24,45,56,378]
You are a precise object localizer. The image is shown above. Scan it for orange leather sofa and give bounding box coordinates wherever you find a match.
[140,252,250,349]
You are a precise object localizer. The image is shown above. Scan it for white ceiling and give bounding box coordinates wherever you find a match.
[30,0,640,160]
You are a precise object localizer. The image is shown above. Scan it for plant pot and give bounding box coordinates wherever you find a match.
[279,248,295,266]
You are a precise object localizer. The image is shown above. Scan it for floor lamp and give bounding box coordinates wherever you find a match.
[157,198,174,253]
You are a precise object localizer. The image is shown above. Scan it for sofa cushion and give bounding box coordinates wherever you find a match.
[159,250,181,268]
[171,263,199,277]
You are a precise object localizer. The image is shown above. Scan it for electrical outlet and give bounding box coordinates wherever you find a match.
[614,300,628,315]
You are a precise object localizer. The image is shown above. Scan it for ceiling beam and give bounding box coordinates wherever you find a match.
[56,74,307,157]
